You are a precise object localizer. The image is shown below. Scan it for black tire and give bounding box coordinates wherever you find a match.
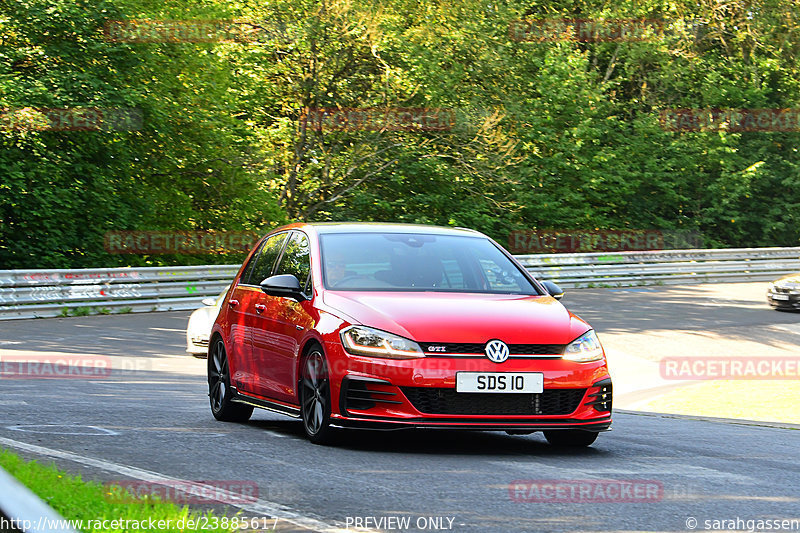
[543,429,599,447]
[299,347,335,444]
[208,338,253,422]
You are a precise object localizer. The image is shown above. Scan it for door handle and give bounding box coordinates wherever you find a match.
[228,299,239,307]
[254,303,267,313]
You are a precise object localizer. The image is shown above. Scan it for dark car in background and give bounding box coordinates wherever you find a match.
[767,274,800,311]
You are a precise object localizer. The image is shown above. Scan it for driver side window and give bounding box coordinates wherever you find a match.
[274,231,311,286]
[246,233,288,285]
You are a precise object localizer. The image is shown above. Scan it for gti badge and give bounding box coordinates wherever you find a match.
[485,339,510,363]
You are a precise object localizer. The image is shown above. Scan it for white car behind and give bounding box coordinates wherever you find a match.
[186,286,228,357]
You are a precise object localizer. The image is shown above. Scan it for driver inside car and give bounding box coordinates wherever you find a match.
[325,251,354,286]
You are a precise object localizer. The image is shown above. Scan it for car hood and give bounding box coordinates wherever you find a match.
[322,291,590,345]
[774,274,800,286]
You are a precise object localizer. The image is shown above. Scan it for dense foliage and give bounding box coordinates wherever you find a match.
[2,0,800,268]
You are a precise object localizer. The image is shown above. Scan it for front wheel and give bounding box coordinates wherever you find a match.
[300,348,335,444]
[543,429,599,447]
[208,338,253,422]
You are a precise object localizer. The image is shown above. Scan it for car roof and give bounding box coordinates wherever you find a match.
[286,222,486,238]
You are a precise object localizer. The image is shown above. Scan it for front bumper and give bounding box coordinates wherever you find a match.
[324,341,612,431]
[767,288,800,310]
[186,336,210,356]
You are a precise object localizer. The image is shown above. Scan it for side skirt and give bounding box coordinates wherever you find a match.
[231,389,301,418]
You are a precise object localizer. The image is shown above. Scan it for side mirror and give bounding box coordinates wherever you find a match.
[259,274,307,301]
[541,280,564,301]
[201,297,217,307]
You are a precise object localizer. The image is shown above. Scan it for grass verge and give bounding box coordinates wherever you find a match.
[0,449,240,532]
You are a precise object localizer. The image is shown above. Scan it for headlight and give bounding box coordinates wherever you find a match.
[771,284,799,295]
[340,326,425,359]
[768,283,778,293]
[563,330,604,363]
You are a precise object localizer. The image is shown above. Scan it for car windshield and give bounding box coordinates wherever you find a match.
[319,232,539,294]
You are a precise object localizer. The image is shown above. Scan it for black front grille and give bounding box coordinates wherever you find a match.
[400,387,586,415]
[422,343,565,356]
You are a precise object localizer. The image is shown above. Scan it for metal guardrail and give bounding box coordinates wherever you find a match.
[516,246,800,288]
[0,466,79,533]
[0,247,797,320]
[0,265,237,320]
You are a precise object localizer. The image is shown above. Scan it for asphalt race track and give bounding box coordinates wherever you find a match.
[1,282,799,533]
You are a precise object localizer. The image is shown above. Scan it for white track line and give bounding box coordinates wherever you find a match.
[0,437,370,533]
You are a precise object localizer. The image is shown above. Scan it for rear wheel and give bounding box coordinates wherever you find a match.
[208,338,253,422]
[543,429,598,447]
[300,347,335,444]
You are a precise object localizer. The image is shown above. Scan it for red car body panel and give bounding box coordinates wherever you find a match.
[211,223,613,431]
[321,291,591,345]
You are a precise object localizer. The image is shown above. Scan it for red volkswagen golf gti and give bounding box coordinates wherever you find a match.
[208,223,612,446]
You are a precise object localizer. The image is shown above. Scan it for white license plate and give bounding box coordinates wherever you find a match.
[772,294,790,301]
[456,372,543,393]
